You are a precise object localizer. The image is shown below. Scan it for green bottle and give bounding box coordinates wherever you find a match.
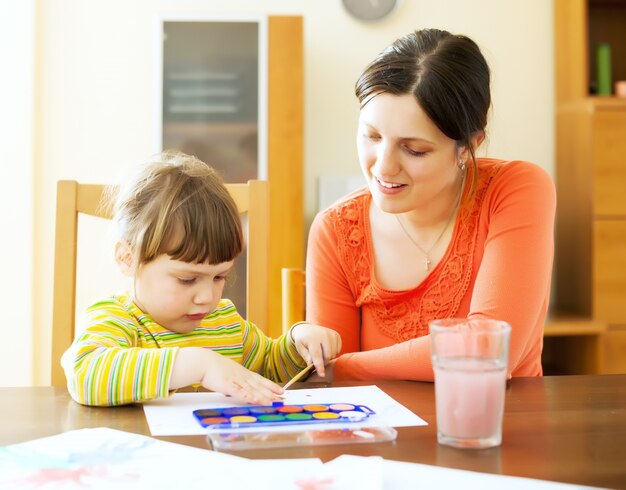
[596,43,612,96]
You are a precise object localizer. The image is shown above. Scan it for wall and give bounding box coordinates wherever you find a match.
[4,0,554,385]
[0,0,35,386]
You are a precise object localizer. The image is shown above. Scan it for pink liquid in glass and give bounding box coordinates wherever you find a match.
[434,357,506,448]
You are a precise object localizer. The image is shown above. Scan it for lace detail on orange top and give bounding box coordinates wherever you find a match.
[328,162,504,343]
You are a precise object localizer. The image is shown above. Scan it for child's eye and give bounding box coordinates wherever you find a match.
[177,277,197,285]
[214,275,227,283]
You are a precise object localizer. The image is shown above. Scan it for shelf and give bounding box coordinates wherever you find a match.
[588,0,626,93]
[544,316,607,337]
[558,96,626,111]
[542,316,607,375]
[555,0,626,100]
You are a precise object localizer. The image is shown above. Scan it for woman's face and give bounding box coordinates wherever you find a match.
[357,93,462,214]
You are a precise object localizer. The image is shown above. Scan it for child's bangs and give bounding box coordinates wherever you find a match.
[160,194,243,265]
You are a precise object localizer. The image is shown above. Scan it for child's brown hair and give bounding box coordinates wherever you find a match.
[111,151,243,266]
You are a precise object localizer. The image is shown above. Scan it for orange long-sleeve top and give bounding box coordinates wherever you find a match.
[306,159,556,381]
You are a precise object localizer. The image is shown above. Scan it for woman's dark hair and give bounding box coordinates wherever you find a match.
[355,28,491,179]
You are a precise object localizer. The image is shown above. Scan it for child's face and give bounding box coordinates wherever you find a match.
[132,254,234,333]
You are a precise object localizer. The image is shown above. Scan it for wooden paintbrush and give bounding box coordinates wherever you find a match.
[282,363,315,390]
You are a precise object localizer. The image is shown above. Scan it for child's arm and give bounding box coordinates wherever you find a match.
[240,317,341,382]
[169,347,284,405]
[61,301,175,406]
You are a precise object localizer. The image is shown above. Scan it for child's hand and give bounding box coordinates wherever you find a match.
[290,323,342,378]
[199,350,284,405]
[306,359,335,383]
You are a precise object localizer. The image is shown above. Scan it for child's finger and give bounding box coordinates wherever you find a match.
[247,376,284,403]
[234,380,271,405]
[246,390,274,405]
[333,334,342,358]
[295,344,312,366]
[226,382,251,404]
[321,339,338,362]
[308,343,326,377]
[257,376,285,396]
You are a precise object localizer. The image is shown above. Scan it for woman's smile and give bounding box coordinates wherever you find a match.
[373,175,406,195]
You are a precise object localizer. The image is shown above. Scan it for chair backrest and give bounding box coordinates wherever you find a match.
[50,179,269,386]
[281,267,306,334]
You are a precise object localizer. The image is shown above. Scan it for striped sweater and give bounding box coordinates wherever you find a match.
[61,293,306,406]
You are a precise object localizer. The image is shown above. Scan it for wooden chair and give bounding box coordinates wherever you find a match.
[281,267,306,333]
[50,179,269,386]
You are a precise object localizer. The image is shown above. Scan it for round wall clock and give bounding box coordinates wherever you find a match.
[342,0,399,22]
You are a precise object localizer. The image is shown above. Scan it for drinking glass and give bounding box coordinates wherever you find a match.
[430,318,511,449]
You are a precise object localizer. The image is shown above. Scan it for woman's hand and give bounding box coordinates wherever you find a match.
[290,323,342,378]
[171,347,284,405]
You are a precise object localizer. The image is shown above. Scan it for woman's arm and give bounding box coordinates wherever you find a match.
[305,210,362,353]
[329,162,555,381]
[467,161,555,375]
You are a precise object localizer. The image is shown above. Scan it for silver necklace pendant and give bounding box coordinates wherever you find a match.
[424,256,431,271]
[395,177,465,273]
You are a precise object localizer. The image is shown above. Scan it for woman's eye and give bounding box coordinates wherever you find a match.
[404,146,426,157]
[363,133,380,141]
[177,277,197,285]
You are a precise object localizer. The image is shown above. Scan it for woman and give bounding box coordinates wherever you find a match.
[305,28,555,381]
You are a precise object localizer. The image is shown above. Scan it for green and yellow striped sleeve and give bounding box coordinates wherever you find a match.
[61,298,176,407]
[241,321,307,382]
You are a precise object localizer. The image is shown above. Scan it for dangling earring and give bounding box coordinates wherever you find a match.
[458,158,466,172]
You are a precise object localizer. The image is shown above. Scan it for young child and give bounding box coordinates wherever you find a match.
[61,151,341,407]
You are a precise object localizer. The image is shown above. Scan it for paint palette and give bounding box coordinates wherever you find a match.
[208,426,398,451]
[193,402,375,429]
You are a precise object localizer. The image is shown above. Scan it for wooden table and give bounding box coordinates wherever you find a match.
[2,375,625,489]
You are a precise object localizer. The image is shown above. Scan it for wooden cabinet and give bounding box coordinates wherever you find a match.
[155,16,303,337]
[555,0,626,102]
[553,0,626,374]
[554,99,626,374]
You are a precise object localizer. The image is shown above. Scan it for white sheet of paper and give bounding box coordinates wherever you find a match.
[0,428,596,490]
[0,428,329,490]
[381,458,598,490]
[142,385,428,436]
